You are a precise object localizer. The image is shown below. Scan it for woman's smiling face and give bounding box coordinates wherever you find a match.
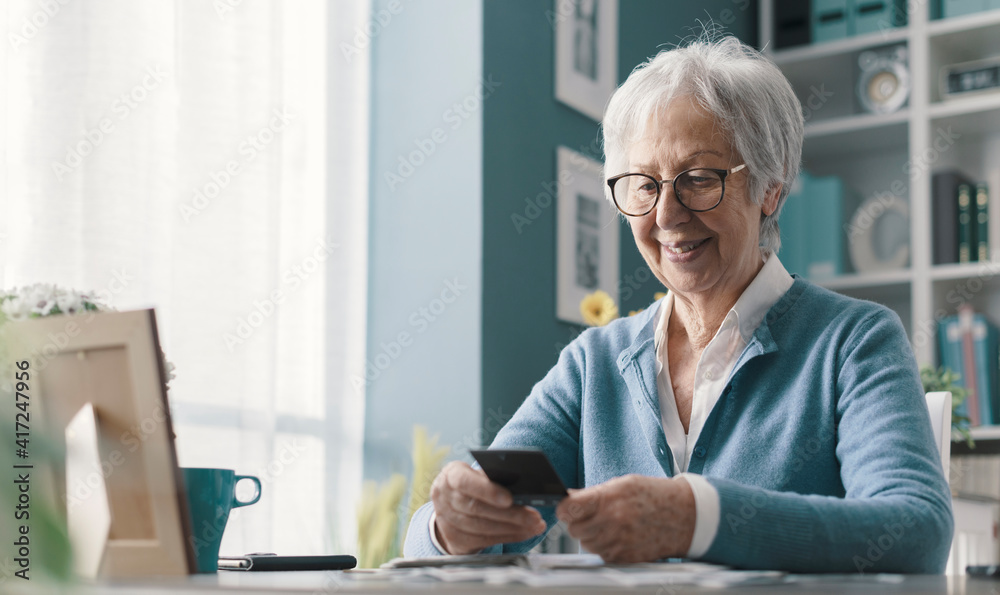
[626,96,779,302]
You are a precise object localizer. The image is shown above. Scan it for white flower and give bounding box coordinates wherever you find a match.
[1,295,31,321]
[1,283,177,386]
[25,284,58,316]
[56,292,85,315]
[162,353,177,382]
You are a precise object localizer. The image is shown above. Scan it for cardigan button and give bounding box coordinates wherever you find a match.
[694,446,707,458]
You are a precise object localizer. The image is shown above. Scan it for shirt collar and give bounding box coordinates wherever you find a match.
[653,292,673,372]
[652,254,794,348]
[730,254,794,342]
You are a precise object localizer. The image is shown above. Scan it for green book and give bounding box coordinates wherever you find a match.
[977,182,990,262]
[959,183,973,263]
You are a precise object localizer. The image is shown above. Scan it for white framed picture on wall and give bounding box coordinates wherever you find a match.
[554,0,618,121]
[556,146,619,325]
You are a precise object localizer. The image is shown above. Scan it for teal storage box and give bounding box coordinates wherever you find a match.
[853,0,906,35]
[989,0,1000,10]
[943,0,986,18]
[813,0,852,42]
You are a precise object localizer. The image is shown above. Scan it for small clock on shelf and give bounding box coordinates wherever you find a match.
[941,56,1000,100]
[857,45,911,114]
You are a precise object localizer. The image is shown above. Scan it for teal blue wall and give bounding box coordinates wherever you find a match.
[365,0,483,481]
[363,0,760,476]
[480,0,759,441]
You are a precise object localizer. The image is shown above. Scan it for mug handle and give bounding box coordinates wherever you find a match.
[232,475,262,507]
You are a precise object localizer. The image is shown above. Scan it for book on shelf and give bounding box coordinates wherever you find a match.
[959,183,974,263]
[773,0,810,49]
[959,305,983,424]
[991,168,1000,264]
[940,306,1000,426]
[977,182,990,262]
[778,170,843,279]
[974,314,1000,427]
[932,170,973,265]
[941,315,973,421]
[940,318,969,421]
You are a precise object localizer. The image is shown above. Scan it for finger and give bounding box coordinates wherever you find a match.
[432,465,543,532]
[446,491,544,527]
[438,517,547,548]
[432,463,509,516]
[566,517,606,543]
[576,523,624,561]
[594,542,627,564]
[438,493,544,529]
[438,511,546,541]
[556,489,601,524]
[562,512,612,547]
[447,464,513,508]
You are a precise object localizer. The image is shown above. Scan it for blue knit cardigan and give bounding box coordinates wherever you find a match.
[404,278,954,573]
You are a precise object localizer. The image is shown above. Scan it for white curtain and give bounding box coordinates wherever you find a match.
[0,1,368,555]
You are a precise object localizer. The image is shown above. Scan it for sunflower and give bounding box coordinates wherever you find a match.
[580,290,619,327]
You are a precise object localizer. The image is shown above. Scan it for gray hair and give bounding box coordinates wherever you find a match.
[602,34,804,255]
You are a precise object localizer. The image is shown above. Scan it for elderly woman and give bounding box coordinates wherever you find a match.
[404,36,953,572]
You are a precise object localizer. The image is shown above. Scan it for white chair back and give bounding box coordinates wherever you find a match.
[925,391,952,484]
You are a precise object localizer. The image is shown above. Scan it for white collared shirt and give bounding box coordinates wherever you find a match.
[657,255,794,557]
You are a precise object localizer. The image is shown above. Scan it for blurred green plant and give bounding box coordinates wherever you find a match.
[355,425,450,568]
[0,340,73,583]
[356,473,407,568]
[920,365,972,448]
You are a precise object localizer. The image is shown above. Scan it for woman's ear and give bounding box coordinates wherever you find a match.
[762,184,782,217]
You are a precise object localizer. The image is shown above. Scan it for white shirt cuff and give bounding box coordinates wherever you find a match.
[676,473,720,558]
[428,510,448,554]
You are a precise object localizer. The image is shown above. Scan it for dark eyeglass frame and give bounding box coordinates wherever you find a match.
[606,164,747,217]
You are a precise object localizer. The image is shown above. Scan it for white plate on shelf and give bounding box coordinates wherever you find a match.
[848,194,910,274]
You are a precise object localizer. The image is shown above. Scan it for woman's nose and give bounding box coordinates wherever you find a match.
[655,183,691,228]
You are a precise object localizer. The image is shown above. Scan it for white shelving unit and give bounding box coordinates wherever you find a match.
[969,425,1000,441]
[760,1,1000,367]
[761,2,1000,572]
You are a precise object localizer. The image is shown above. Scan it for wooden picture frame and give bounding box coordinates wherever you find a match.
[4,309,193,578]
[554,0,618,121]
[556,146,620,325]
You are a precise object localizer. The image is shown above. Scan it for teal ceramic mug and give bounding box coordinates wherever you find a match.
[181,467,261,573]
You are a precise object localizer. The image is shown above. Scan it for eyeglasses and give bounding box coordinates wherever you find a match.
[606,164,746,217]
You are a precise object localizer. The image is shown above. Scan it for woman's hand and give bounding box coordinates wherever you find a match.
[555,475,696,563]
[430,461,547,555]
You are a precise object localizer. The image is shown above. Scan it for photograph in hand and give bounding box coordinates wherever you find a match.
[470,449,569,507]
